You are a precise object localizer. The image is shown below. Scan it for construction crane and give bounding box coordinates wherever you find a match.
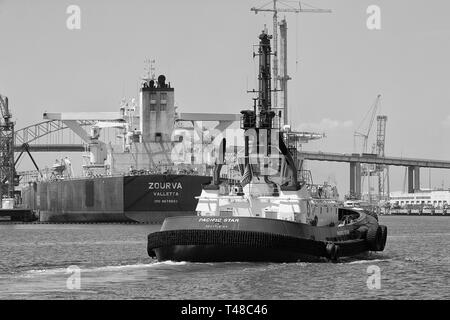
[250,1,331,124]
[0,94,15,199]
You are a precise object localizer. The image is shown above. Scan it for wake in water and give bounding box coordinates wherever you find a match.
[346,258,393,265]
[338,252,392,264]
[15,261,189,278]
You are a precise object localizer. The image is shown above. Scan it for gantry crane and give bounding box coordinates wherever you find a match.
[353,94,382,201]
[250,1,331,125]
[353,94,382,155]
[0,94,15,199]
[353,94,390,203]
[376,115,389,202]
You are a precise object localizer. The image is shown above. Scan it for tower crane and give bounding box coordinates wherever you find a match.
[250,1,331,125]
[0,94,15,199]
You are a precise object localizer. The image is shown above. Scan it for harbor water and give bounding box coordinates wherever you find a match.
[0,216,448,300]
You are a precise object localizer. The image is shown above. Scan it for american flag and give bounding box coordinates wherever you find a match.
[240,164,253,187]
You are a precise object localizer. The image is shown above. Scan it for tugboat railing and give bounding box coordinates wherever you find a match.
[195,196,248,200]
[257,196,310,201]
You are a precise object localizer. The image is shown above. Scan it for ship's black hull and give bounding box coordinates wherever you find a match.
[147,215,386,263]
[21,174,211,223]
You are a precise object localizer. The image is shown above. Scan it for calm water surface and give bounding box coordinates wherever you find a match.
[0,216,448,299]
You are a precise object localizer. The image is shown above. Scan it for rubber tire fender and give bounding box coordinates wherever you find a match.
[366,225,382,251]
[355,225,369,239]
[326,243,339,261]
[366,211,379,221]
[378,225,388,251]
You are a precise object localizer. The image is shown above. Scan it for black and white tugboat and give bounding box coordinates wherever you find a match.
[147,29,387,262]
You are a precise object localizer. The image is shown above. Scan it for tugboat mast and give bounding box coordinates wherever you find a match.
[242,30,275,156]
[251,1,331,126]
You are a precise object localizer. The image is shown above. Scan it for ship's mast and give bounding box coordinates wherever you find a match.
[241,29,304,191]
[142,58,156,82]
[241,29,275,165]
[251,1,331,126]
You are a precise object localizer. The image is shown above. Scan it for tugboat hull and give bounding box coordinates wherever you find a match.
[149,229,331,262]
[147,215,385,262]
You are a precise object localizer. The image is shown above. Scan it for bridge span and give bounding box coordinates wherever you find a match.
[299,151,450,196]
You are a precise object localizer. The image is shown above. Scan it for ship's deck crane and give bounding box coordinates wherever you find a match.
[0,94,15,199]
[250,1,331,126]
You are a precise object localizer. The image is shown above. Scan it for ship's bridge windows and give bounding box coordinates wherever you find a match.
[150,92,157,101]
[160,92,167,104]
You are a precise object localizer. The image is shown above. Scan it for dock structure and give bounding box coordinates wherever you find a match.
[299,151,450,197]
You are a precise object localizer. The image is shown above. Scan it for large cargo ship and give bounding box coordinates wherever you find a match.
[22,174,211,223]
[20,71,220,223]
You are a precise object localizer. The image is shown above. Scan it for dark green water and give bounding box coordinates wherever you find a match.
[0,216,448,299]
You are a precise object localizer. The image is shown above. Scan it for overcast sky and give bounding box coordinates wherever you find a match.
[1,0,450,195]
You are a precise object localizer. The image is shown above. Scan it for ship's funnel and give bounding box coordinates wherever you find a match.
[158,75,166,88]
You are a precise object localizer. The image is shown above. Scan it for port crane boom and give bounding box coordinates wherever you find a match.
[0,94,15,198]
[352,94,390,203]
[354,94,382,154]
